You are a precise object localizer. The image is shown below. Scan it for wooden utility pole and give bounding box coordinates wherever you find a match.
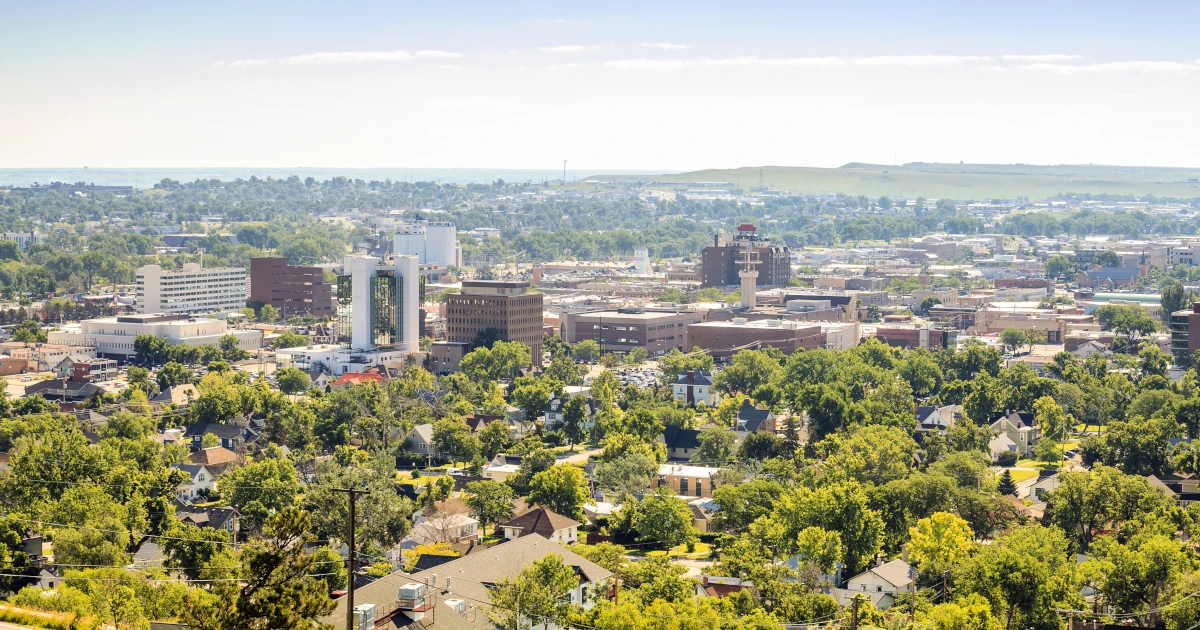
[850,594,862,630]
[334,487,371,630]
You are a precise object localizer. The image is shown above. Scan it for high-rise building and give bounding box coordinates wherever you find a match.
[701,224,790,288]
[337,254,421,353]
[136,263,247,315]
[445,281,543,367]
[392,221,462,268]
[249,257,335,318]
[1170,303,1200,365]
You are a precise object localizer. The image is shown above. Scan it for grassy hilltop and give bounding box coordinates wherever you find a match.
[591,162,1200,200]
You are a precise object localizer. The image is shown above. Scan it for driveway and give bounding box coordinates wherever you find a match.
[557,447,601,465]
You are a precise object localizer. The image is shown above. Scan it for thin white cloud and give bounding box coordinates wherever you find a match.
[604,58,693,70]
[1017,60,1200,74]
[709,56,846,67]
[537,45,597,53]
[602,56,845,70]
[217,49,461,68]
[640,43,689,50]
[853,55,991,66]
[1001,54,1083,62]
[976,65,1007,72]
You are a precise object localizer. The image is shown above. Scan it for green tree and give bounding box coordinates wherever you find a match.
[464,480,516,535]
[561,395,589,449]
[275,367,312,395]
[572,339,600,362]
[182,508,336,630]
[909,512,974,578]
[1045,255,1071,280]
[487,554,578,630]
[161,523,231,581]
[1000,328,1026,354]
[693,427,736,464]
[958,524,1081,630]
[273,330,309,349]
[156,361,194,390]
[634,487,697,547]
[1094,250,1121,267]
[478,419,512,460]
[716,349,781,395]
[528,464,592,521]
[219,335,250,361]
[998,469,1017,496]
[544,354,584,385]
[460,340,531,383]
[593,452,658,498]
[259,304,279,322]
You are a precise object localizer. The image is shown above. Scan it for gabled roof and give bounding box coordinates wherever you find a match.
[184,423,244,439]
[407,423,435,443]
[189,446,239,466]
[736,399,772,431]
[915,406,937,423]
[152,384,199,405]
[1084,267,1139,282]
[675,370,713,386]
[500,507,579,539]
[661,426,701,450]
[861,559,916,588]
[331,371,384,388]
[23,379,102,399]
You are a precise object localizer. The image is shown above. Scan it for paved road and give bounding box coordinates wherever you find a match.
[0,621,39,630]
[557,447,602,465]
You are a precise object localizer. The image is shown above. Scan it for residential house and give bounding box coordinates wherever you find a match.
[500,507,580,544]
[151,384,199,407]
[178,506,239,537]
[1029,473,1061,502]
[697,576,756,599]
[173,464,216,501]
[403,424,440,462]
[841,559,917,609]
[1148,474,1200,506]
[915,405,958,435]
[673,370,719,407]
[689,498,717,533]
[330,371,385,390]
[658,463,720,499]
[732,399,775,438]
[410,513,481,546]
[543,396,599,431]
[184,423,247,451]
[22,379,102,403]
[989,411,1040,456]
[989,433,1018,462]
[188,446,241,476]
[321,534,613,627]
[660,426,702,461]
[482,454,521,482]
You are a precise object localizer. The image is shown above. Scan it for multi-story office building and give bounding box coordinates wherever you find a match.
[561,307,702,357]
[249,257,334,318]
[49,313,261,361]
[1,232,46,251]
[337,254,421,353]
[445,281,543,367]
[136,263,247,315]
[685,318,824,358]
[1170,304,1200,365]
[701,224,790,288]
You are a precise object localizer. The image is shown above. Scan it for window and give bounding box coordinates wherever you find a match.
[679,477,688,494]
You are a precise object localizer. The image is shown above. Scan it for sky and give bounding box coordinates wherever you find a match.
[3,0,1200,171]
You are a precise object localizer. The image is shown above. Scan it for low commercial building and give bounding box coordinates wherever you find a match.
[561,307,702,357]
[274,342,407,377]
[862,324,956,351]
[685,318,823,358]
[49,314,261,361]
[0,343,93,372]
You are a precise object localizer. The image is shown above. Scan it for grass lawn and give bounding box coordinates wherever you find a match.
[1058,442,1079,453]
[1016,459,1060,469]
[640,543,712,559]
[1073,423,1107,434]
[396,474,451,487]
[999,468,1039,483]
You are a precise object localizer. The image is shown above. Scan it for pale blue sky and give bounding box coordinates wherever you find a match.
[4,1,1199,169]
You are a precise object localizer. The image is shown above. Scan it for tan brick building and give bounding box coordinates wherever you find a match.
[445,281,543,367]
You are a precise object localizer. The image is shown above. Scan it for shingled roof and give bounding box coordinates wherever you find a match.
[499,507,579,539]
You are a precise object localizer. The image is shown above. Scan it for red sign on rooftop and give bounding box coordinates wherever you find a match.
[737,223,757,232]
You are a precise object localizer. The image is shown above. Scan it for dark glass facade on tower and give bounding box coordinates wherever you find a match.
[336,271,404,349]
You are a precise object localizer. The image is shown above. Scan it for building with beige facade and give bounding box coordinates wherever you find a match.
[561,307,702,358]
[136,263,247,315]
[49,313,261,361]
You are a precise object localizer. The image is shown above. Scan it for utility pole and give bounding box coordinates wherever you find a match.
[850,594,862,630]
[335,487,371,630]
[562,160,567,184]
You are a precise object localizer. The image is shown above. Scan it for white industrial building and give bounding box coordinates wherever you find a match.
[391,221,462,268]
[136,263,247,315]
[1,232,46,251]
[49,313,261,360]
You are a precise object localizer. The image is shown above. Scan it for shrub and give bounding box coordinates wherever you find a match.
[995,450,1019,467]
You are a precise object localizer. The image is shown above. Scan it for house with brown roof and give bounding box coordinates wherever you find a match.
[500,507,580,544]
[330,371,384,390]
[188,446,241,476]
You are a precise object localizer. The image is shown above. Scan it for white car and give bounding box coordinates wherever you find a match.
[445,467,465,476]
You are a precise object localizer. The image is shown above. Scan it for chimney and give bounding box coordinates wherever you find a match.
[702,575,709,586]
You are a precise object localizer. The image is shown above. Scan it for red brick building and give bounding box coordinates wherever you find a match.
[249,257,334,318]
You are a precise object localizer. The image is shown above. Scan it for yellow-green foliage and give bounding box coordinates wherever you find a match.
[0,602,80,630]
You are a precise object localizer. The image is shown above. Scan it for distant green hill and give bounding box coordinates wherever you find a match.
[591,163,1200,200]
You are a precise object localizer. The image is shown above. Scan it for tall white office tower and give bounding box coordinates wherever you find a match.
[338,254,420,352]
